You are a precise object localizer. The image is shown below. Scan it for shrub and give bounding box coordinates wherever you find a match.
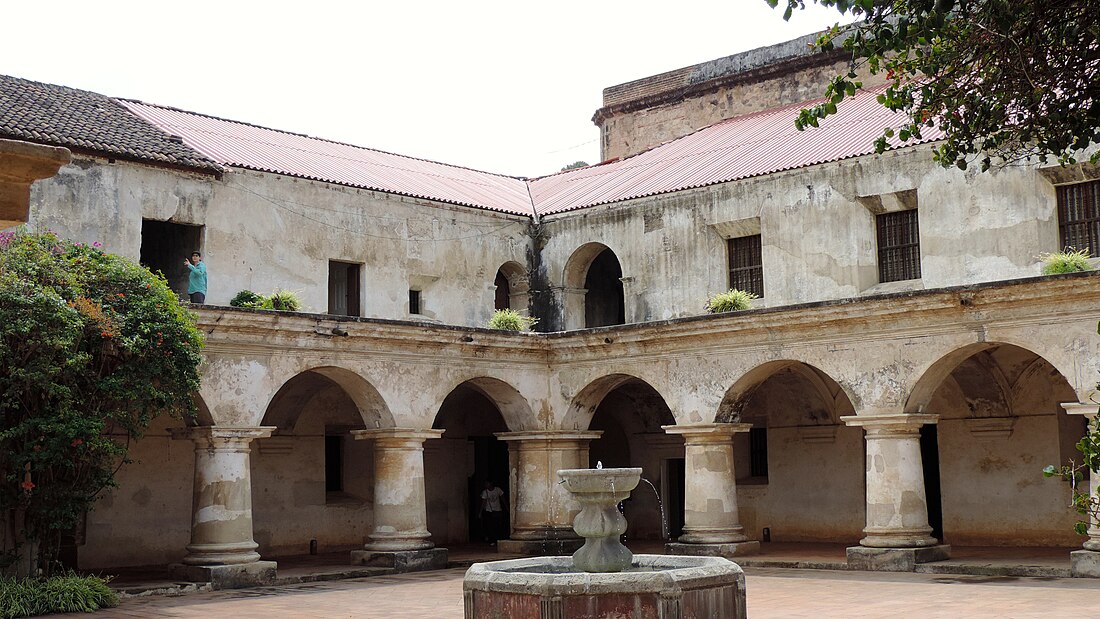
[261,289,302,312]
[706,289,758,313]
[487,309,537,331]
[0,230,203,575]
[229,289,265,308]
[1041,247,1093,275]
[0,572,118,617]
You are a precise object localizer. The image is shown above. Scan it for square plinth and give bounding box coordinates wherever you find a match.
[497,538,584,556]
[351,548,448,572]
[1071,550,1100,577]
[666,541,761,557]
[169,561,277,589]
[846,545,951,572]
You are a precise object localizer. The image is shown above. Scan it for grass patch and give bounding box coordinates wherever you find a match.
[1041,247,1093,275]
[487,309,537,331]
[706,289,758,313]
[0,572,117,618]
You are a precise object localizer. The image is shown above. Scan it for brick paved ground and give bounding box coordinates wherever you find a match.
[64,565,1100,619]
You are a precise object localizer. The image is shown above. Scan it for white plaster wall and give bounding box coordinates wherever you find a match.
[80,415,194,569]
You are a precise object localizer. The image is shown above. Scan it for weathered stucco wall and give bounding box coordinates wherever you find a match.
[537,147,1061,327]
[27,157,531,327]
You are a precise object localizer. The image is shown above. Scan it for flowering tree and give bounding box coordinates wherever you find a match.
[0,230,203,575]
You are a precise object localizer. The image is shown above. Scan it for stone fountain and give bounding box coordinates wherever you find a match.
[463,467,746,618]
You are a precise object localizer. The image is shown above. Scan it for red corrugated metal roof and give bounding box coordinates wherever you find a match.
[117,85,941,219]
[116,100,535,216]
[529,85,944,216]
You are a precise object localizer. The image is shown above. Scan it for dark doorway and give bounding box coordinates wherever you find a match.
[494,270,510,311]
[328,261,361,316]
[666,458,686,540]
[584,248,625,328]
[139,219,203,299]
[324,435,343,493]
[920,424,944,541]
[469,436,511,543]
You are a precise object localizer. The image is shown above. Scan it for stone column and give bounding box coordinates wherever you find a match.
[495,431,601,555]
[841,414,949,571]
[558,287,588,331]
[170,426,277,588]
[0,138,70,229]
[350,428,447,571]
[663,423,760,557]
[1062,402,1100,577]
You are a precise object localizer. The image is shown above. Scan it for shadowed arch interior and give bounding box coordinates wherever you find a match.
[563,242,625,328]
[262,366,394,431]
[494,261,527,312]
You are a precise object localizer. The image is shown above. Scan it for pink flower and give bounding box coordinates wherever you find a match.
[21,480,35,491]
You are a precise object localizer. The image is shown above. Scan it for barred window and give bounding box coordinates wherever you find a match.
[1058,180,1100,257]
[727,235,764,297]
[877,209,921,283]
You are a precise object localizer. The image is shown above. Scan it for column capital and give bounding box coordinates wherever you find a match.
[662,423,752,441]
[351,428,445,443]
[171,426,275,446]
[1062,402,1098,418]
[841,414,937,435]
[495,430,602,443]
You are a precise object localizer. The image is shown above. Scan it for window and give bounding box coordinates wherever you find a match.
[1058,180,1100,256]
[876,209,921,283]
[325,435,343,493]
[409,289,422,315]
[139,219,204,299]
[328,261,361,316]
[749,428,769,478]
[727,235,763,297]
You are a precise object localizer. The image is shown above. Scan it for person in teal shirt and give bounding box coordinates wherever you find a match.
[184,251,207,304]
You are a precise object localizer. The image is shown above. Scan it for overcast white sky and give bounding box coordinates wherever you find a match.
[1,1,849,177]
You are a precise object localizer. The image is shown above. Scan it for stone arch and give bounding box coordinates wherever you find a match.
[433,376,534,432]
[261,365,394,431]
[189,394,215,427]
[902,341,1083,546]
[562,373,669,431]
[494,261,529,313]
[717,360,856,424]
[562,242,625,329]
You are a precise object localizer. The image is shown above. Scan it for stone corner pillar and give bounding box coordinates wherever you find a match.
[1061,402,1100,576]
[662,423,760,557]
[350,428,448,572]
[169,425,277,588]
[841,413,950,571]
[494,430,601,555]
[0,138,70,229]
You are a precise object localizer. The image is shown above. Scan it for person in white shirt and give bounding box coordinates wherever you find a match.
[479,481,506,545]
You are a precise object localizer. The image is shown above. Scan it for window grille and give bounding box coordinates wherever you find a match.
[1058,180,1100,257]
[727,235,764,297]
[877,209,921,283]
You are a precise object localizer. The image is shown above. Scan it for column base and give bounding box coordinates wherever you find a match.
[846,545,950,572]
[667,541,760,557]
[1071,550,1100,577]
[169,561,277,589]
[497,538,584,555]
[351,548,448,572]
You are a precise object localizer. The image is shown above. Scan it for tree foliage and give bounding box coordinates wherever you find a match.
[0,230,203,575]
[769,0,1100,171]
[560,161,590,172]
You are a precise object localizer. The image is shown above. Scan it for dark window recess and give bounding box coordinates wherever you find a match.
[325,435,343,493]
[139,220,204,299]
[494,271,510,311]
[749,428,769,478]
[1058,180,1100,256]
[409,289,422,315]
[328,261,361,317]
[877,209,922,283]
[727,235,764,297]
[584,248,625,328]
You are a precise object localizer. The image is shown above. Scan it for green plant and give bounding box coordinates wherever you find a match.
[0,229,203,576]
[706,289,758,313]
[261,289,302,312]
[1041,248,1093,275]
[0,572,117,617]
[229,289,265,308]
[487,309,537,331]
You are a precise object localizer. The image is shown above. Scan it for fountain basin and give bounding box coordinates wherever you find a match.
[463,554,745,619]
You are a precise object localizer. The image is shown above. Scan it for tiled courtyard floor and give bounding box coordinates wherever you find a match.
[64,565,1100,619]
